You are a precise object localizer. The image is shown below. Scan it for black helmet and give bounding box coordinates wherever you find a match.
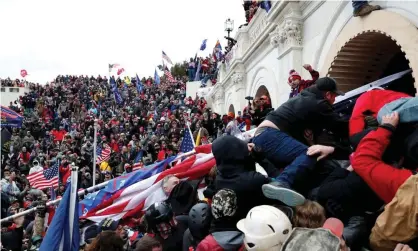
[144,201,173,233]
[188,203,212,240]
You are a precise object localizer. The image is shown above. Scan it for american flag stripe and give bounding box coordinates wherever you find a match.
[82,146,215,222]
[27,163,59,190]
[132,163,143,171]
[164,70,175,83]
[96,146,111,164]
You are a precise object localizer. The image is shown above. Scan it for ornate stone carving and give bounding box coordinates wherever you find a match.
[282,19,303,46]
[215,92,224,100]
[232,73,244,85]
[269,19,302,48]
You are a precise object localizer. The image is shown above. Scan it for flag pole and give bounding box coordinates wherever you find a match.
[0,148,199,223]
[187,122,196,147]
[92,119,98,186]
[68,163,79,244]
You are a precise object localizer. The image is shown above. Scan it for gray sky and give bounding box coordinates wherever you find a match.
[0,0,245,83]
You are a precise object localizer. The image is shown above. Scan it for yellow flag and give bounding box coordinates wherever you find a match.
[195,128,202,146]
[124,76,131,85]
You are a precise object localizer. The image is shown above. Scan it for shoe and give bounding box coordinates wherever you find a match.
[353,4,381,17]
[262,181,305,207]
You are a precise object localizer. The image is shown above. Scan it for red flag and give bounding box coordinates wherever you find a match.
[117,68,125,76]
[20,69,28,78]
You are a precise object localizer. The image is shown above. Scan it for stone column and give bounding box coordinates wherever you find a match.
[231,72,246,113]
[212,86,225,114]
[269,3,304,105]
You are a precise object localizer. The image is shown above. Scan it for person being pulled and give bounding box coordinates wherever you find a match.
[144,201,187,251]
[288,64,319,99]
[252,77,347,207]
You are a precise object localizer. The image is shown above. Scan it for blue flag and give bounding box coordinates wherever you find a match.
[79,156,176,216]
[154,69,160,85]
[200,39,207,51]
[136,74,143,93]
[134,151,144,163]
[260,1,271,12]
[110,76,117,90]
[114,88,123,105]
[40,182,80,251]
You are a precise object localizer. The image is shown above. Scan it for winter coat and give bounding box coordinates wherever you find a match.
[266,85,348,144]
[212,136,270,222]
[196,231,244,251]
[349,90,409,136]
[351,126,414,203]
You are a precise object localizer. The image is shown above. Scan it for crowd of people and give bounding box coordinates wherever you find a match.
[0,78,31,88]
[0,73,250,251]
[1,3,416,249]
[185,56,218,86]
[2,59,417,251]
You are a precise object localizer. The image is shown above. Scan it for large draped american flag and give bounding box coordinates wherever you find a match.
[81,145,214,222]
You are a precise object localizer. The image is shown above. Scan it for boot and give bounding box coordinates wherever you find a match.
[353,4,381,17]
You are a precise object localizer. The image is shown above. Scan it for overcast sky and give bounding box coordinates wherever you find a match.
[0,0,245,83]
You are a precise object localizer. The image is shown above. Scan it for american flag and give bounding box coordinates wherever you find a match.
[82,145,215,222]
[132,151,144,171]
[96,145,111,164]
[162,51,173,65]
[180,127,195,153]
[27,162,59,190]
[109,63,120,72]
[164,68,175,83]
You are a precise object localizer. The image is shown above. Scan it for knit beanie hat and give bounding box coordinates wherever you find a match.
[288,69,301,83]
[211,189,237,219]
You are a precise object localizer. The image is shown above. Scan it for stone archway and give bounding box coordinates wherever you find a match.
[248,67,279,107]
[228,104,235,114]
[255,85,270,99]
[319,10,418,94]
[327,31,414,95]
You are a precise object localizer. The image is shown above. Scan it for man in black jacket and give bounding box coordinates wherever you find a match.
[212,135,274,224]
[252,77,348,207]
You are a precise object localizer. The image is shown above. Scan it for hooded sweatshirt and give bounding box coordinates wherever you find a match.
[212,136,270,222]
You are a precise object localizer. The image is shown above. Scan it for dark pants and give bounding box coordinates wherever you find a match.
[253,128,316,186]
[352,0,368,11]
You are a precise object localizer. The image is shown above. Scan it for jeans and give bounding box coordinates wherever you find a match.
[188,68,196,81]
[377,97,418,124]
[352,0,368,11]
[252,128,316,186]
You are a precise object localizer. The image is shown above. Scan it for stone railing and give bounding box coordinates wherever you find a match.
[248,10,269,45]
[224,45,237,71]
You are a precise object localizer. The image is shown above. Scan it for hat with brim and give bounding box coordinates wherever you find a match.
[315,77,345,96]
[167,179,200,215]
